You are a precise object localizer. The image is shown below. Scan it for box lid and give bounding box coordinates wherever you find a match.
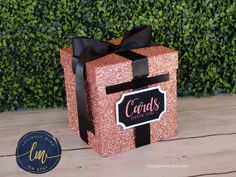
[60,41,178,88]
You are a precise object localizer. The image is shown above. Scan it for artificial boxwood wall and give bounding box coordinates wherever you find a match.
[0,0,235,111]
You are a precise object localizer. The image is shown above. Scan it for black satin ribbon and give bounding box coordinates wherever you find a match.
[72,26,168,147]
[72,26,152,144]
[115,50,151,147]
[72,26,151,74]
[106,73,170,94]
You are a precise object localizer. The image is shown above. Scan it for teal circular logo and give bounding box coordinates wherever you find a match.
[16,130,61,174]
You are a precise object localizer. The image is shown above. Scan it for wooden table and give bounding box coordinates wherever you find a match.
[0,94,236,177]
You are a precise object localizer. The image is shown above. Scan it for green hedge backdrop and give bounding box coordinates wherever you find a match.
[0,0,235,111]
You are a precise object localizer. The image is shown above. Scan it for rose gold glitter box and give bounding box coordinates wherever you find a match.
[60,39,178,157]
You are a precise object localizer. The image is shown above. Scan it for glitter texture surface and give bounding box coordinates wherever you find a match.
[60,40,178,157]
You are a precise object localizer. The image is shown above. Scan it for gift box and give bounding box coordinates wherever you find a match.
[60,26,178,157]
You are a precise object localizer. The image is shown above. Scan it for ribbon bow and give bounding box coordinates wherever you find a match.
[72,25,151,75]
[72,26,152,143]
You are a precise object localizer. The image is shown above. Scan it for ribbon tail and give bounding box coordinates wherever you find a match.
[75,59,90,143]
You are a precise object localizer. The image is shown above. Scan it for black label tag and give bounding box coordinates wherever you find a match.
[116,86,166,129]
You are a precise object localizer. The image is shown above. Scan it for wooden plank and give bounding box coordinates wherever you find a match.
[0,95,235,155]
[1,134,236,177]
[0,95,236,177]
[178,94,236,112]
[0,108,90,155]
[175,105,236,139]
[0,108,67,128]
[0,125,89,155]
